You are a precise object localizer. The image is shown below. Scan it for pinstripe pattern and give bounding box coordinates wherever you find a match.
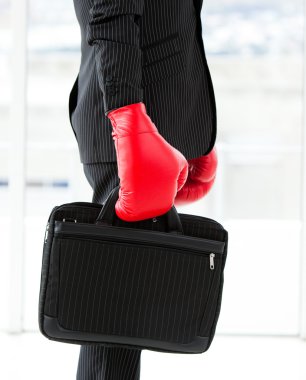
[76,162,142,380]
[58,237,218,342]
[66,2,219,374]
[37,162,227,377]
[69,0,216,163]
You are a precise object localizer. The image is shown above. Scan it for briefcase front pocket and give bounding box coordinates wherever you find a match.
[43,221,224,352]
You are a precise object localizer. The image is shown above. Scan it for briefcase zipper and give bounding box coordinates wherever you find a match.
[45,203,101,224]
[46,203,223,228]
[54,221,224,253]
[44,222,50,244]
[54,231,219,270]
[178,213,224,229]
[210,253,215,270]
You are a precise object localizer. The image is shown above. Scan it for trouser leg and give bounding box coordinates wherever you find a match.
[76,345,141,380]
[76,161,142,380]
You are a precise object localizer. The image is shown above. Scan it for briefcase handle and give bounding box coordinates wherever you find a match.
[95,185,183,235]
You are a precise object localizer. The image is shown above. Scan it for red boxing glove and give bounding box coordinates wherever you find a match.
[174,147,218,206]
[107,102,188,222]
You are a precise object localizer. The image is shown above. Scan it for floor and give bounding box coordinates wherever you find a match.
[1,332,306,380]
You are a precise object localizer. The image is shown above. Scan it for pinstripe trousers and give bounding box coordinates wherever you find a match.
[76,161,142,380]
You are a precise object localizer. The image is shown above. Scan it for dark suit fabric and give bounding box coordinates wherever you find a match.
[69,0,216,163]
[76,161,142,380]
[72,1,215,377]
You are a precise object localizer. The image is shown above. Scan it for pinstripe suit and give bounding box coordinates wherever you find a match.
[71,0,216,378]
[69,0,216,163]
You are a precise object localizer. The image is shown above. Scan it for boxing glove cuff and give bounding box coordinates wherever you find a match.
[107,102,158,138]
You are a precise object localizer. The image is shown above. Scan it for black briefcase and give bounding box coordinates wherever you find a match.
[38,185,228,354]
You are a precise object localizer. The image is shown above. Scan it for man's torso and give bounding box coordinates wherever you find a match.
[69,0,216,163]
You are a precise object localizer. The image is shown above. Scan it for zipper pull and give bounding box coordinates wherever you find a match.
[210,253,215,270]
[44,222,50,244]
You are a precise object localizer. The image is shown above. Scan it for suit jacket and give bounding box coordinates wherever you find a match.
[69,0,216,163]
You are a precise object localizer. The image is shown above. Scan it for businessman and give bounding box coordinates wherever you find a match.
[69,0,218,378]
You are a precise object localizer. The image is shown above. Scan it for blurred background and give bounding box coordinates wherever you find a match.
[1,0,306,379]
